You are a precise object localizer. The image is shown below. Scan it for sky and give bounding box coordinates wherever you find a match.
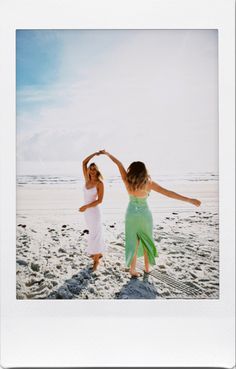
[16,30,218,176]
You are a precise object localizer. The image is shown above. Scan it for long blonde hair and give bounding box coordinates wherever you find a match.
[126,161,150,191]
[88,163,103,182]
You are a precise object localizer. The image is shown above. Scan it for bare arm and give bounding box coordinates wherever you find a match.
[150,181,201,207]
[82,151,100,179]
[79,182,104,212]
[101,150,127,182]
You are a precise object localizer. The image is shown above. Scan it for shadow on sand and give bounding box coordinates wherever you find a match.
[48,266,93,299]
[47,267,158,300]
[116,274,158,299]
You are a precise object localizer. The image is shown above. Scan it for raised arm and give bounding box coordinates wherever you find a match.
[150,181,201,207]
[82,151,99,180]
[101,150,127,182]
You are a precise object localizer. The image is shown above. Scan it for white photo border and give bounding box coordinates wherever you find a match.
[0,0,235,367]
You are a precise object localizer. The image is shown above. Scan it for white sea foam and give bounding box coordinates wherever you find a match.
[16,172,218,186]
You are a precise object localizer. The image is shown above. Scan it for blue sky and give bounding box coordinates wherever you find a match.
[16,30,126,87]
[16,30,218,175]
[16,30,61,88]
[16,30,127,116]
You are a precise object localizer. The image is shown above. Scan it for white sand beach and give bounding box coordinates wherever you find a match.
[16,175,219,299]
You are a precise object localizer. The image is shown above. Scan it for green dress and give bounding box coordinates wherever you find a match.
[125,194,158,266]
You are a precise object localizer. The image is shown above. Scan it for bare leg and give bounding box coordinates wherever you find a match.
[92,255,99,271]
[143,248,150,273]
[92,253,103,271]
[129,239,141,277]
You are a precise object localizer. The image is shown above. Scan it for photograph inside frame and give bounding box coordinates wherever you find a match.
[16,29,219,300]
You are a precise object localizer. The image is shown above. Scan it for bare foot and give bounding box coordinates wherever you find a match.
[129,270,142,278]
[92,259,99,271]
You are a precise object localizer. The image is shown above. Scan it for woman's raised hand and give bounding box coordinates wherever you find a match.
[190,198,201,207]
[99,149,107,155]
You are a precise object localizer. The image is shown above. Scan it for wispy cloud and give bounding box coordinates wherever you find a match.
[16,30,218,174]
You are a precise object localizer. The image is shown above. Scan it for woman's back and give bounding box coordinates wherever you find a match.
[125,180,151,198]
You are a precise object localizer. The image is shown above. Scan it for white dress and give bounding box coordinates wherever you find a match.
[83,186,106,255]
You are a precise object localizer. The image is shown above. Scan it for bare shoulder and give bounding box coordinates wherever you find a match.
[148,180,163,192]
[147,180,153,191]
[96,180,104,189]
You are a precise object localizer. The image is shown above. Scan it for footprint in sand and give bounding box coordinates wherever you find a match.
[58,248,67,253]
[31,262,40,272]
[25,278,44,287]
[17,259,28,266]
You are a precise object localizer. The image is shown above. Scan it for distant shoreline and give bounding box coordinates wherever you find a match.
[16,172,219,186]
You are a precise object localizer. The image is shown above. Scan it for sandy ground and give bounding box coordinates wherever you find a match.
[16,180,219,299]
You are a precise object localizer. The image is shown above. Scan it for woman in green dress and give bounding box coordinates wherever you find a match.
[101,150,201,277]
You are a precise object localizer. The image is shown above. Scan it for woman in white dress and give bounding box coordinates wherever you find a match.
[79,151,106,271]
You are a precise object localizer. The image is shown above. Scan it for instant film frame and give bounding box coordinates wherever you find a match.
[0,0,235,367]
[16,29,219,300]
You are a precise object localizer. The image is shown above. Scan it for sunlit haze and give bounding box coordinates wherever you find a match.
[16,30,218,177]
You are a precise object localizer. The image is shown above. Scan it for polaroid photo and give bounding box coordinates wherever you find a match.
[0,0,235,367]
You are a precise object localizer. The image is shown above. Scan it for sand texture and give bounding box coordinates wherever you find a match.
[16,178,219,299]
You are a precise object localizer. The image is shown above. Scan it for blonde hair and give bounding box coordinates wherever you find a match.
[88,163,103,182]
[126,161,150,191]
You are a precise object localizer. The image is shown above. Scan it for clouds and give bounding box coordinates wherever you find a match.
[16,30,218,175]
